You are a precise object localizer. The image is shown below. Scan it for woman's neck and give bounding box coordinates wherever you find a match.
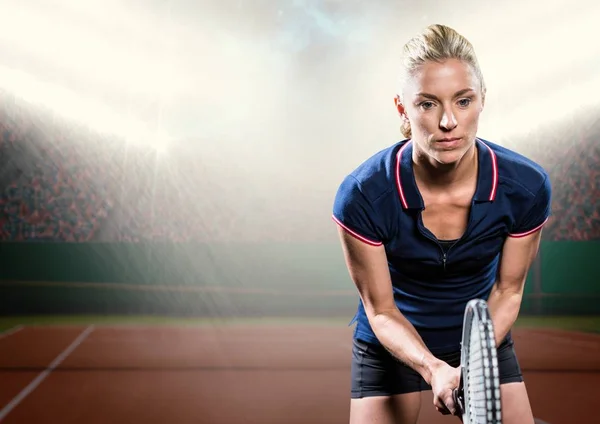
[412,143,478,191]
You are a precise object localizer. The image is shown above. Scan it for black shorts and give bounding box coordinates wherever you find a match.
[351,336,523,399]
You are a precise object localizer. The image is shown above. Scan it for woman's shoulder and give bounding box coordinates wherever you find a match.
[341,140,408,202]
[479,138,552,233]
[481,138,550,194]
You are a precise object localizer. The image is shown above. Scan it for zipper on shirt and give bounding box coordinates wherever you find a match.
[417,219,450,271]
[416,201,476,272]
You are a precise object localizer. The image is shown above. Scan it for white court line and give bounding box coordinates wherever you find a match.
[0,326,24,340]
[0,325,95,422]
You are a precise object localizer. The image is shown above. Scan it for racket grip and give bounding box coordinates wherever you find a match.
[452,388,464,418]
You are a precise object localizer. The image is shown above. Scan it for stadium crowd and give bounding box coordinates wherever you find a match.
[0,93,598,242]
[0,97,112,241]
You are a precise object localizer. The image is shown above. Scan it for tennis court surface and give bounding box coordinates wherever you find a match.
[0,318,598,423]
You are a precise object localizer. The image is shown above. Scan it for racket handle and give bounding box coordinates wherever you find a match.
[452,388,464,418]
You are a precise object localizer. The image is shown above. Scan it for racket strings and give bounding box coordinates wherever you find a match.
[467,324,488,420]
[464,307,502,423]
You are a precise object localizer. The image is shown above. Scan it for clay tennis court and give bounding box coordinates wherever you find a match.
[0,322,597,423]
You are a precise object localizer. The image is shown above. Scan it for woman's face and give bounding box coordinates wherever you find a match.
[396,58,485,166]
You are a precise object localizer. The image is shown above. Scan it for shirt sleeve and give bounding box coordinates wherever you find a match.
[332,175,384,246]
[508,174,552,238]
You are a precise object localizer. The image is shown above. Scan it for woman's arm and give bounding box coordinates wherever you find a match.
[487,228,544,346]
[337,227,445,384]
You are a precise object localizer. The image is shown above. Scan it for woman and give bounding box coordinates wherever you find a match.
[332,24,551,424]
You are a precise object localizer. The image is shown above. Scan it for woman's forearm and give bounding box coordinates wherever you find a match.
[487,284,523,346]
[370,309,445,385]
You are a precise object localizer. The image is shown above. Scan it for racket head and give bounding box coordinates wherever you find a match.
[459,299,502,424]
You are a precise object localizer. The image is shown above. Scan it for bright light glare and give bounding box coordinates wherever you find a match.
[0,66,170,151]
[480,70,600,144]
[0,2,189,97]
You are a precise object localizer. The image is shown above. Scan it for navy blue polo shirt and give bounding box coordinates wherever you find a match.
[332,137,552,354]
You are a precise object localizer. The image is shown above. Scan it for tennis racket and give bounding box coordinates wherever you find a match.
[451,298,502,423]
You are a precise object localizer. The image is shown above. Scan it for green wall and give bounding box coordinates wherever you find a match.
[540,241,599,292]
[0,241,598,316]
[0,242,349,289]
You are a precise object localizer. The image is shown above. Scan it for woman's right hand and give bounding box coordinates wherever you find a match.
[429,361,461,416]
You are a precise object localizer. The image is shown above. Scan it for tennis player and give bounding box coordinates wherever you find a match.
[332,24,551,424]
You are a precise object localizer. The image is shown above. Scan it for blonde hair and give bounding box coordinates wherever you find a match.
[398,24,486,138]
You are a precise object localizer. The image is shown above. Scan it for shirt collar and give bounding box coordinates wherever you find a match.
[395,138,498,210]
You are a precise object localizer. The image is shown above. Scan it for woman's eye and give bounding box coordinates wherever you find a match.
[458,98,472,107]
